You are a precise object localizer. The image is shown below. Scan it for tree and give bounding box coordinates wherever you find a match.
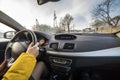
[62,14,73,32]
[92,0,120,28]
[59,18,66,31]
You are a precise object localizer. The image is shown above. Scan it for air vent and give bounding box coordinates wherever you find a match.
[63,43,74,49]
[50,43,58,50]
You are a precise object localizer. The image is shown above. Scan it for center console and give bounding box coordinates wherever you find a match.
[49,56,72,80]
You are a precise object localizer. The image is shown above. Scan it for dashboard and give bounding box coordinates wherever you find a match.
[47,33,120,52]
[32,32,120,57]
[42,33,120,73]
[32,32,120,74]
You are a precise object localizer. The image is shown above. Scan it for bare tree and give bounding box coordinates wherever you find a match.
[59,18,66,31]
[92,0,120,28]
[62,14,73,32]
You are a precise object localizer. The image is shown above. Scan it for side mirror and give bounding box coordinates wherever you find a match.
[37,0,60,5]
[4,31,16,39]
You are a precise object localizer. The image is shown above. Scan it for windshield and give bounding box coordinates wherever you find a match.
[0,0,120,34]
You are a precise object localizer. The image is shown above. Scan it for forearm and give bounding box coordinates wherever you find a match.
[2,52,36,80]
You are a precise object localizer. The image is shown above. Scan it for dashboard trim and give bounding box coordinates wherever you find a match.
[47,47,120,57]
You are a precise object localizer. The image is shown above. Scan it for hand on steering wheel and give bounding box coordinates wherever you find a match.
[26,42,40,58]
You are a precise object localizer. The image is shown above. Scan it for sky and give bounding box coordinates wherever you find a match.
[0,0,120,31]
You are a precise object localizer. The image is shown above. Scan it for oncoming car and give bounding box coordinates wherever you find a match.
[0,0,120,80]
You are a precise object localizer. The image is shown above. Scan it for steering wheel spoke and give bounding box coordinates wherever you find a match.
[24,40,31,45]
[7,57,15,67]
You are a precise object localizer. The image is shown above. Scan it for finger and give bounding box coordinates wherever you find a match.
[37,46,39,50]
[28,42,34,48]
[34,42,40,47]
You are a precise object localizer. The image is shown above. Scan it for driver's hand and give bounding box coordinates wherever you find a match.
[26,42,39,57]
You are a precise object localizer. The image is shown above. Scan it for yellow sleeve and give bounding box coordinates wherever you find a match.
[2,52,36,80]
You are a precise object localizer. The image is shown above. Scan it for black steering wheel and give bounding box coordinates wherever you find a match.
[5,29,37,67]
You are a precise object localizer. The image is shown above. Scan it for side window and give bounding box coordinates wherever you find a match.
[0,23,15,41]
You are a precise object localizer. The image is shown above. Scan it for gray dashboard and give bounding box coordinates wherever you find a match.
[47,33,120,53]
[46,33,120,68]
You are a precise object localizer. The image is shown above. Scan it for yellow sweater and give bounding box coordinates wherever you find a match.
[2,52,36,80]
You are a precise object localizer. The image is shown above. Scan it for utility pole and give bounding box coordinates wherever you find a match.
[36,19,40,26]
[53,10,57,27]
[35,19,40,30]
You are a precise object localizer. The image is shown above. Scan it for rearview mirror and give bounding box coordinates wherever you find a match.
[37,0,60,5]
[4,31,16,39]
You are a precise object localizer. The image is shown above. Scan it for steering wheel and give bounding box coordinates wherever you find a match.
[5,29,37,67]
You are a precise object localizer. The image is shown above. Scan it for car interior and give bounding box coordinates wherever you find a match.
[0,0,120,80]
